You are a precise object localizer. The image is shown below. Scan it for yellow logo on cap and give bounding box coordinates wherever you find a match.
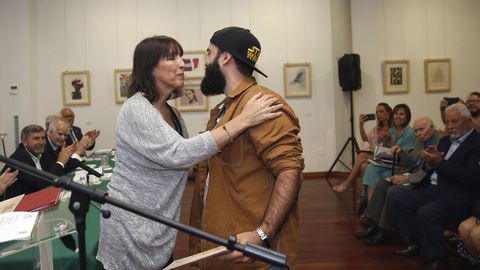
[247,46,261,63]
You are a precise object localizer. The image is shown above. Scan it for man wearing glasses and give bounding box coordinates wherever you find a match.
[60,107,100,150]
[440,92,480,131]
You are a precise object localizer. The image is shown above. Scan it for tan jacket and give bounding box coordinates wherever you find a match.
[189,79,304,270]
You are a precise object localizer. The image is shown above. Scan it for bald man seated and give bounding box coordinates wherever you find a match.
[60,107,100,151]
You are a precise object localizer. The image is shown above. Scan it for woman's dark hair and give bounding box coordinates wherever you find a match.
[393,103,412,127]
[376,102,393,128]
[128,36,183,103]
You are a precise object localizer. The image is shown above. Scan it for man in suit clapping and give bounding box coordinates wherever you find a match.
[394,103,480,269]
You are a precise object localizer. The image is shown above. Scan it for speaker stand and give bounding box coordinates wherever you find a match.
[326,90,360,183]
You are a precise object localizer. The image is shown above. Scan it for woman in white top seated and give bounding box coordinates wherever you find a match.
[332,102,393,193]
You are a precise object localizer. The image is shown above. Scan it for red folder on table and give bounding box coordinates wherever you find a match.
[14,187,61,212]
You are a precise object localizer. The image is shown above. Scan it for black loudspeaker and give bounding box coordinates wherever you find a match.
[338,53,361,91]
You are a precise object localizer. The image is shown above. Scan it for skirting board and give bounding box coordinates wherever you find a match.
[303,171,349,179]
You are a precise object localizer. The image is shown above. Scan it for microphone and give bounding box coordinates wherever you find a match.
[77,162,103,178]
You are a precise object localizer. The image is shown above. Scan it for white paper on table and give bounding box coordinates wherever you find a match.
[94,167,103,175]
[101,173,112,181]
[0,194,24,214]
[59,190,71,201]
[0,211,39,243]
[94,149,113,155]
[89,175,101,185]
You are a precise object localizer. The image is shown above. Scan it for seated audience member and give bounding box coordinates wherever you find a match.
[332,102,392,193]
[394,103,480,269]
[358,104,415,213]
[60,107,100,150]
[0,168,18,198]
[457,214,480,266]
[42,117,94,174]
[440,92,480,131]
[356,117,442,245]
[45,114,60,131]
[2,125,74,199]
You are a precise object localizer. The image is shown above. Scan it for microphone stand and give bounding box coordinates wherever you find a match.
[0,133,7,156]
[0,155,287,270]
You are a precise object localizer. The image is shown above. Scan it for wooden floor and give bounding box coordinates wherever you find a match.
[172,177,466,270]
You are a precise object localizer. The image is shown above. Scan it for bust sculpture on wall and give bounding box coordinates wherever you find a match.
[71,79,84,100]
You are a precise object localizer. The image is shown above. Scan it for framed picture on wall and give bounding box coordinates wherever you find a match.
[182,50,206,78]
[114,68,132,104]
[424,58,451,92]
[62,70,91,106]
[283,63,312,97]
[175,80,208,112]
[383,60,409,94]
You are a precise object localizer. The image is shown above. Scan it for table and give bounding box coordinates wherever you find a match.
[0,153,114,269]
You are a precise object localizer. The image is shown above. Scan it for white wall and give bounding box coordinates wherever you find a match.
[0,0,337,172]
[3,0,479,173]
[330,0,354,168]
[351,0,480,140]
[0,0,35,149]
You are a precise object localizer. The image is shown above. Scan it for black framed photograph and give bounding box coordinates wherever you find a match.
[383,60,409,94]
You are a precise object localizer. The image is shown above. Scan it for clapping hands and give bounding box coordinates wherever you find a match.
[421,145,444,166]
[0,168,18,195]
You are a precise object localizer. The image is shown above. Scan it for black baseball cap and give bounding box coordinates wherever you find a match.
[210,26,268,78]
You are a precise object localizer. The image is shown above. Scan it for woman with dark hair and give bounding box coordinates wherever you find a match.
[97,36,282,270]
[359,103,415,207]
[332,102,393,193]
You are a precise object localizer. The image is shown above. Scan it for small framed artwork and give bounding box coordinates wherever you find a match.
[283,63,312,97]
[182,50,206,78]
[383,60,409,93]
[114,68,132,104]
[424,58,451,92]
[175,80,208,112]
[62,70,91,106]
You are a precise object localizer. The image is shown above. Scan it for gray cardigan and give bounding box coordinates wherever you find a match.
[97,93,219,269]
[398,130,442,184]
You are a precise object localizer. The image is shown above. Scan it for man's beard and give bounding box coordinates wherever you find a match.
[29,145,45,156]
[200,58,226,96]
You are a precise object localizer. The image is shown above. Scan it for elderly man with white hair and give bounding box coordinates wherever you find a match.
[394,103,480,270]
[356,117,442,245]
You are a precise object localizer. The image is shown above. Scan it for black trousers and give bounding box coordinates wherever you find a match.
[394,184,472,258]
